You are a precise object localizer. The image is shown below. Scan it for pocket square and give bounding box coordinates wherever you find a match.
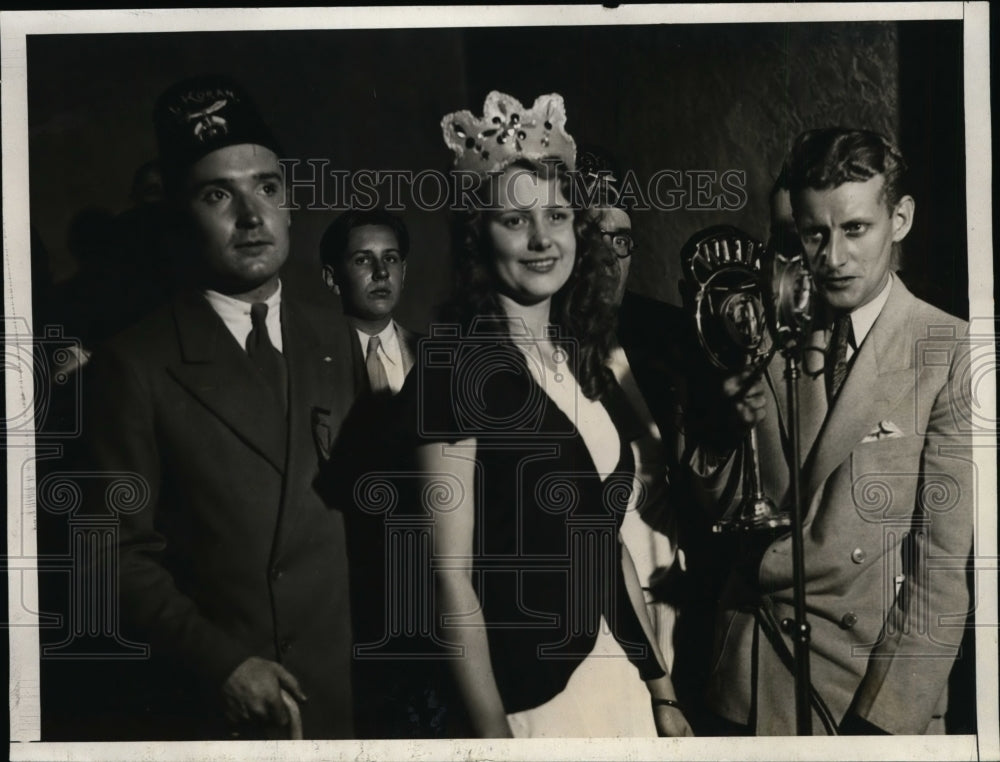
[860,419,904,443]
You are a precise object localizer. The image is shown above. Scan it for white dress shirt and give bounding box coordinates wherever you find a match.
[356,320,405,393]
[843,272,894,362]
[203,280,283,353]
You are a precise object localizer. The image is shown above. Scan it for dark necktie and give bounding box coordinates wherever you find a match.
[247,302,287,405]
[366,334,390,394]
[826,314,852,402]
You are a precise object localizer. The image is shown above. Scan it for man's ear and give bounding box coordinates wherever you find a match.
[891,195,915,243]
[321,265,340,296]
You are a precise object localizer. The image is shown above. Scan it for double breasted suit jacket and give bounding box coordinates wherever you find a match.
[84,289,358,739]
[694,277,974,735]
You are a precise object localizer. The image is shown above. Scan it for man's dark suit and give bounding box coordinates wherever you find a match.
[320,319,465,738]
[83,289,357,739]
[616,291,690,452]
[615,289,738,732]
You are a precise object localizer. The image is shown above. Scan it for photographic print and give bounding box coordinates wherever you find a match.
[3,5,995,761]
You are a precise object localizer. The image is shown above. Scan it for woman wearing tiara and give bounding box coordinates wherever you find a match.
[405,92,692,738]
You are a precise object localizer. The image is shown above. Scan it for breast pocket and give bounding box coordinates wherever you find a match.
[850,436,922,521]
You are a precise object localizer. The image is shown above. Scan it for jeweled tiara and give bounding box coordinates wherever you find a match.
[441,91,577,174]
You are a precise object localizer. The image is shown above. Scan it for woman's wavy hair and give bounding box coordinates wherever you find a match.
[441,157,620,401]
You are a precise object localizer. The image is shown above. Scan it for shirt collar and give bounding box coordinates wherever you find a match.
[202,280,283,352]
[203,279,282,318]
[848,272,893,349]
[356,320,400,366]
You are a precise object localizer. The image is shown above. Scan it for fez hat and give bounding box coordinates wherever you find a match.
[153,74,282,189]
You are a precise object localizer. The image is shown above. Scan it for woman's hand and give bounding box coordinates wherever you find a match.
[652,701,694,737]
[479,716,515,738]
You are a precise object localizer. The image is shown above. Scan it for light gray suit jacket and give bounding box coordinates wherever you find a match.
[693,277,974,735]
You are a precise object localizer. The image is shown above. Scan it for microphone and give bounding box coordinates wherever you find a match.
[680,225,788,532]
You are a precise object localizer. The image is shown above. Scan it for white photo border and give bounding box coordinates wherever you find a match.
[3,4,995,761]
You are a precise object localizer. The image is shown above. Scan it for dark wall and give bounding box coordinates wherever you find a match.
[28,28,470,333]
[898,21,967,320]
[463,22,905,306]
[27,20,966,334]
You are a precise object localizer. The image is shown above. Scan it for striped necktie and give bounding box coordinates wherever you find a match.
[826,314,852,402]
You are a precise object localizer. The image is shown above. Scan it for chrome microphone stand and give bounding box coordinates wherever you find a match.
[682,227,830,734]
[770,252,825,735]
[682,226,789,533]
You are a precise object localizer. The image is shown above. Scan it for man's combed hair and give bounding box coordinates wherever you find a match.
[785,127,909,210]
[319,208,410,271]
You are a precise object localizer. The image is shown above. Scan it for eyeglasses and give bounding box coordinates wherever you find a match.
[600,229,637,259]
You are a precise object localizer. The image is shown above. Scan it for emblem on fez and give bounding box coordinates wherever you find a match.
[186,98,229,142]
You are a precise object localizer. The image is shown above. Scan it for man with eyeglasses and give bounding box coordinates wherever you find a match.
[577,147,709,721]
[600,209,638,304]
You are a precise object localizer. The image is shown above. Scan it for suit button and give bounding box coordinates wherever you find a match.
[840,612,858,630]
[271,567,283,581]
[850,548,866,564]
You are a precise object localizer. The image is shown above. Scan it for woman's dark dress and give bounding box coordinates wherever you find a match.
[409,338,665,714]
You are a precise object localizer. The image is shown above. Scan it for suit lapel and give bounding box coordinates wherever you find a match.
[761,329,827,499]
[397,324,419,377]
[348,323,370,394]
[800,279,917,510]
[167,292,287,472]
[273,300,357,547]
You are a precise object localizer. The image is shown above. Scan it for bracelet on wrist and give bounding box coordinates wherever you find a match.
[651,698,683,711]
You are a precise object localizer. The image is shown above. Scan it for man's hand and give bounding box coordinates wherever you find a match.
[222,656,307,729]
[722,367,768,429]
[695,367,769,461]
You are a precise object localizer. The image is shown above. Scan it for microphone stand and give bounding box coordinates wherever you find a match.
[768,249,831,735]
[781,346,812,735]
[681,229,830,734]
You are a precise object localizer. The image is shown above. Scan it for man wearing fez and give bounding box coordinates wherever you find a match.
[691,128,973,735]
[82,75,356,739]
